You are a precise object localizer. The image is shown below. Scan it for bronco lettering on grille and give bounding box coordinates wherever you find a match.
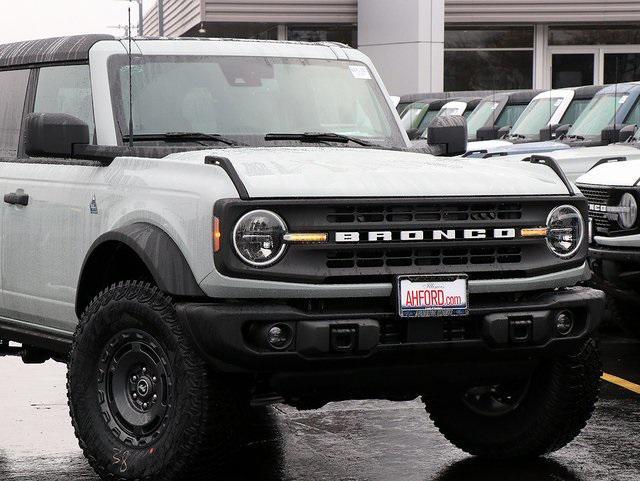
[335,228,517,243]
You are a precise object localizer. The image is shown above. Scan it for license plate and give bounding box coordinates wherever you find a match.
[397,274,469,318]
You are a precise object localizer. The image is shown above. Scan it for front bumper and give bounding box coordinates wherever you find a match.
[176,287,604,377]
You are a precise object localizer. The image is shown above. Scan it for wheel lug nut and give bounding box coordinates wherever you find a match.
[133,393,137,399]
[132,375,137,382]
[153,394,157,401]
[152,376,157,382]
[142,367,147,373]
[143,403,148,409]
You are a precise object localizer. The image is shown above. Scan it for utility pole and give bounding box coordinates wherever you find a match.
[113,0,143,36]
[158,0,164,37]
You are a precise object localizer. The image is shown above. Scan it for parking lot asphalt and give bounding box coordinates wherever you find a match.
[0,332,639,481]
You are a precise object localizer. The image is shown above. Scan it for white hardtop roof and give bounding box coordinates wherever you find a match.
[92,37,365,62]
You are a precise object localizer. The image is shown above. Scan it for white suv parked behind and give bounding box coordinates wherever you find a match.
[0,35,604,481]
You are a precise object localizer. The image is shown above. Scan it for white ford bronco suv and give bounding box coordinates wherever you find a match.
[577,159,640,337]
[0,35,604,481]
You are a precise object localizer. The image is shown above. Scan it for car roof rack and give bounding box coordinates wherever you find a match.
[522,155,575,196]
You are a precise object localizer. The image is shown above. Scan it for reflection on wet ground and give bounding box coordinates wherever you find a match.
[1,335,638,481]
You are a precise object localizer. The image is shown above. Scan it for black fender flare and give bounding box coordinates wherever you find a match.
[76,223,205,316]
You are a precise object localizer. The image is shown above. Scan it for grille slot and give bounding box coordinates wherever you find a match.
[580,186,613,233]
[326,246,522,269]
[326,203,522,224]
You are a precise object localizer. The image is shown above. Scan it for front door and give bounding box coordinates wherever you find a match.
[2,64,98,332]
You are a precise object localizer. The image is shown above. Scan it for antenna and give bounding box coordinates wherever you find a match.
[128,6,134,149]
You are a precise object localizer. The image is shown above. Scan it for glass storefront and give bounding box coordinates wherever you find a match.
[444,24,640,92]
[444,27,534,91]
[287,25,357,47]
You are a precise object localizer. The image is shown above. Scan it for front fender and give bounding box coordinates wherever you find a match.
[77,223,204,313]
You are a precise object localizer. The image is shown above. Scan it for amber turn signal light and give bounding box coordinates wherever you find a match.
[521,227,549,238]
[283,232,328,243]
[213,217,222,252]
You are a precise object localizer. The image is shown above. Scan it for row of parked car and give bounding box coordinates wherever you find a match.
[399,83,640,337]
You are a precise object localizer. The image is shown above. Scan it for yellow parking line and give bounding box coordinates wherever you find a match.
[602,373,640,395]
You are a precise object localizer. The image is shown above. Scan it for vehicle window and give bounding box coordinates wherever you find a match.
[465,100,500,140]
[559,98,591,125]
[568,93,627,138]
[0,69,29,158]
[34,65,95,143]
[111,56,403,147]
[400,102,429,130]
[417,110,439,132]
[624,99,640,127]
[496,104,527,129]
[510,97,564,137]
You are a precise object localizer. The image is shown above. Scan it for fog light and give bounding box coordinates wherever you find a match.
[267,324,293,350]
[555,311,574,336]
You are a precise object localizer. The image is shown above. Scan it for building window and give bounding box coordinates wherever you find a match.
[604,53,640,84]
[444,27,534,91]
[549,25,640,46]
[287,25,357,48]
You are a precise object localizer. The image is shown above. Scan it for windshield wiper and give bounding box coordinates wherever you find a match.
[123,132,242,146]
[265,132,372,147]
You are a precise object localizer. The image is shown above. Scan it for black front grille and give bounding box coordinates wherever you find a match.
[326,246,522,270]
[580,186,614,233]
[326,203,522,225]
[215,196,587,284]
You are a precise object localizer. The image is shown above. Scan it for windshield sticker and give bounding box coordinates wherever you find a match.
[554,98,562,107]
[349,65,372,80]
[620,95,629,104]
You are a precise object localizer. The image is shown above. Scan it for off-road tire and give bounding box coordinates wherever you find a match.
[608,297,640,339]
[67,281,247,481]
[423,339,601,459]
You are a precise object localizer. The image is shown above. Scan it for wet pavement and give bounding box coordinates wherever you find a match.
[0,333,639,481]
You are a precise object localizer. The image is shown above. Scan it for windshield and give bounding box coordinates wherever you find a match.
[560,98,591,125]
[509,97,564,138]
[568,93,628,138]
[496,104,527,129]
[465,100,500,140]
[400,102,429,130]
[109,55,404,147]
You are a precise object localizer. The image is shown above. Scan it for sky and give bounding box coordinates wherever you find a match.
[0,0,154,44]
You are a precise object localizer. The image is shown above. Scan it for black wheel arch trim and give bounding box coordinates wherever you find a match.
[76,223,205,316]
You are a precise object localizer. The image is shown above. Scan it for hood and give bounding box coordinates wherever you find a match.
[170,147,571,198]
[577,157,640,187]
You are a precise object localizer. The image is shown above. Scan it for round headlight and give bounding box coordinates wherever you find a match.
[233,210,287,267]
[546,205,584,258]
[618,193,638,229]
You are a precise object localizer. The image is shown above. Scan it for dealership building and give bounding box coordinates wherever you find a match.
[143,0,640,95]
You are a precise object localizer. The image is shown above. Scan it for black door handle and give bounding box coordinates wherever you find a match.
[4,190,29,206]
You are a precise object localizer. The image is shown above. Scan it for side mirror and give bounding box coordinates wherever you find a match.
[390,96,401,109]
[554,124,571,139]
[476,125,500,141]
[498,126,511,138]
[601,124,636,144]
[539,124,560,141]
[406,128,422,140]
[24,113,89,158]
[426,115,467,156]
